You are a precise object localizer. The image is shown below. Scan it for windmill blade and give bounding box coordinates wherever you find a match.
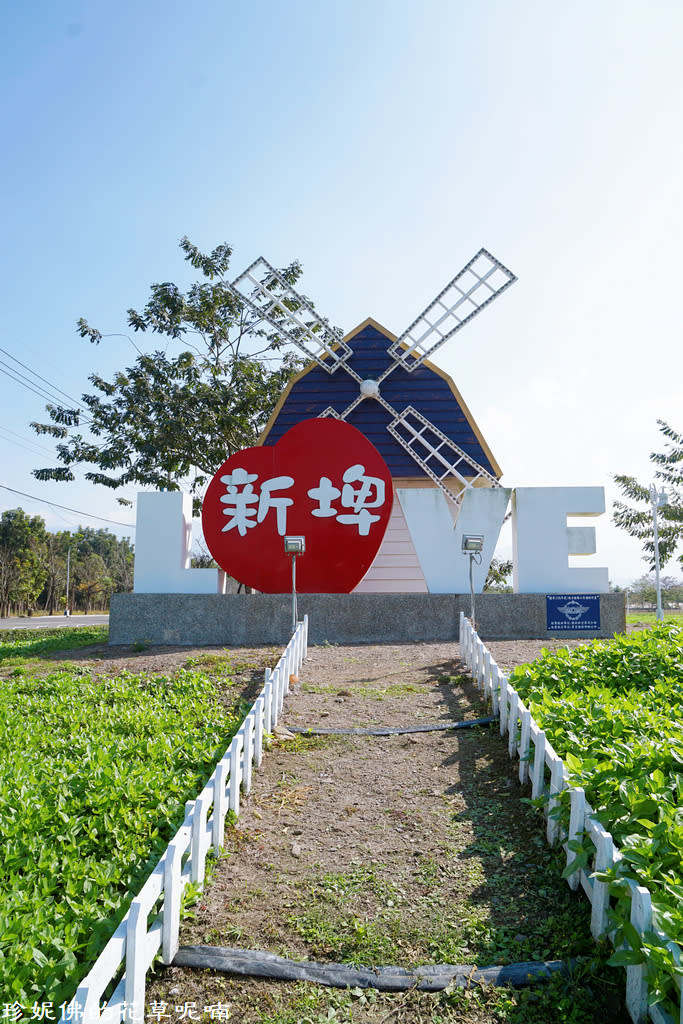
[322,385,500,509]
[383,249,516,375]
[387,405,501,506]
[230,257,361,379]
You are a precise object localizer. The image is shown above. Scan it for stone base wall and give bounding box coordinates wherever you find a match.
[109,592,626,646]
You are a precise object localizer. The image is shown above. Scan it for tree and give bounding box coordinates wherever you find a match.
[629,574,683,608]
[0,509,48,617]
[42,534,68,615]
[613,420,683,570]
[0,511,133,616]
[32,238,311,505]
[484,557,513,592]
[74,552,111,614]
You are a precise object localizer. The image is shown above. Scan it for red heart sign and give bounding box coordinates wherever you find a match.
[202,419,393,593]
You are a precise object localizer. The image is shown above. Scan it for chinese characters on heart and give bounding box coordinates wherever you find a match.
[219,463,386,537]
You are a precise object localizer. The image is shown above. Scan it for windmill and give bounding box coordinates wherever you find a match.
[228,249,516,510]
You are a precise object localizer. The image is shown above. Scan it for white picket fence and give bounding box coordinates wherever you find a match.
[64,617,309,1024]
[459,612,683,1024]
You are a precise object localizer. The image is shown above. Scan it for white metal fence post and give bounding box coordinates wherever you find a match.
[626,886,652,1021]
[499,674,509,737]
[546,756,565,845]
[229,733,243,815]
[213,760,229,851]
[507,690,519,758]
[567,787,586,892]
[264,670,273,732]
[518,708,531,785]
[531,730,546,800]
[162,839,183,964]
[483,649,491,698]
[243,713,255,795]
[125,897,147,1017]
[191,792,209,886]
[254,695,264,767]
[591,829,615,939]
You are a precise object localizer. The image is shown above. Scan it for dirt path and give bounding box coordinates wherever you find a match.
[145,639,625,1023]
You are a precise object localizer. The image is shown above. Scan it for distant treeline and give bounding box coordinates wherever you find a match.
[0,508,133,617]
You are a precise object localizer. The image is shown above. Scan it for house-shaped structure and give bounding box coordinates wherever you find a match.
[259,318,502,592]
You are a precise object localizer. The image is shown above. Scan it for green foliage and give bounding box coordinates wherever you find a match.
[484,557,513,592]
[0,512,133,616]
[0,625,107,661]
[0,658,243,1005]
[613,420,683,569]
[32,237,311,503]
[0,508,48,617]
[510,623,683,1012]
[629,574,683,608]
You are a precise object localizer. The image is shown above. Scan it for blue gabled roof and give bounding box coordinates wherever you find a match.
[260,319,501,480]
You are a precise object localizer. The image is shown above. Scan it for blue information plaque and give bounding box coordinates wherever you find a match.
[546,594,601,632]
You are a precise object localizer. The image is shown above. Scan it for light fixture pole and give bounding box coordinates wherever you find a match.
[284,536,306,634]
[649,484,668,621]
[461,534,484,627]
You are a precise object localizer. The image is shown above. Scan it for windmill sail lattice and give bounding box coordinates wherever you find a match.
[387,406,500,506]
[229,258,359,378]
[383,248,516,376]
[235,248,516,506]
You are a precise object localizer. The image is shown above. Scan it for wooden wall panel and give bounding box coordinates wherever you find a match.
[353,491,428,593]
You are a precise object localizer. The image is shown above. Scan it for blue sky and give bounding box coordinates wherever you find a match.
[2,0,682,586]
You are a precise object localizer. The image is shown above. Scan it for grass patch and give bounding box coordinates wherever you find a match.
[185,650,280,674]
[243,969,624,1024]
[278,847,624,1022]
[0,629,271,1008]
[626,609,683,626]
[302,681,421,698]
[0,625,108,663]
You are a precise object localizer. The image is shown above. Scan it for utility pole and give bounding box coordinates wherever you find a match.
[65,547,71,616]
[650,484,668,621]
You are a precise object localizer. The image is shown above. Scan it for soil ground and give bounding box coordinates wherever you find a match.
[131,636,628,1024]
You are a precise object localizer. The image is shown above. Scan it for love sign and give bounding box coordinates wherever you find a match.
[202,419,393,593]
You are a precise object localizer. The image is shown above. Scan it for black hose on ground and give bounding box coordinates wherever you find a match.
[173,945,572,991]
[287,716,496,737]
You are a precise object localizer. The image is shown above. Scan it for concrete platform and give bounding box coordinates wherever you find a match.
[109,592,626,646]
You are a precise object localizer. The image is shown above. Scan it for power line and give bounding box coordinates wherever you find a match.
[0,424,138,507]
[0,362,69,407]
[0,349,93,425]
[0,424,54,458]
[0,483,135,529]
[0,346,87,410]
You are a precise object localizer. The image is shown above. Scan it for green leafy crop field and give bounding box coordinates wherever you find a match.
[0,628,253,1007]
[510,623,683,1012]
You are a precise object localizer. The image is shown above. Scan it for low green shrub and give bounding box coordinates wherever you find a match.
[0,664,241,1006]
[510,624,683,1012]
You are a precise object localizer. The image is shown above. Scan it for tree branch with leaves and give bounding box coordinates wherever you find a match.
[32,238,313,505]
[612,420,683,570]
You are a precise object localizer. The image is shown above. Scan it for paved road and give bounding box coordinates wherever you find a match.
[0,614,109,630]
